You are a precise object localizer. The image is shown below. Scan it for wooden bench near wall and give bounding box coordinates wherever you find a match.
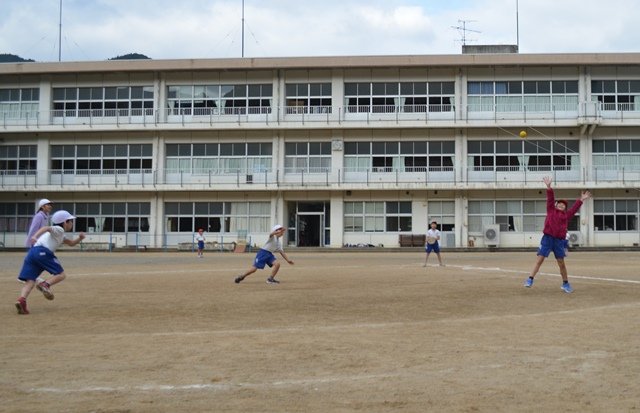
[398,234,426,247]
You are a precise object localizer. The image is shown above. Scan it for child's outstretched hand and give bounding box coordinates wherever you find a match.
[543,176,552,188]
[581,190,592,201]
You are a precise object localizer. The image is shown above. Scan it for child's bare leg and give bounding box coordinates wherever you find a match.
[241,266,258,278]
[270,262,281,278]
[556,259,568,282]
[436,253,443,266]
[423,253,430,267]
[19,280,36,299]
[44,272,66,287]
[529,255,545,278]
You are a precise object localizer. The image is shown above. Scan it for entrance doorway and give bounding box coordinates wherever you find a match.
[287,201,330,247]
[297,214,322,247]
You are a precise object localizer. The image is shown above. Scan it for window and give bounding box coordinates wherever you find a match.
[468,200,579,233]
[0,202,33,232]
[594,199,638,231]
[345,141,454,172]
[593,139,640,171]
[165,201,269,233]
[53,86,153,117]
[0,88,39,119]
[51,144,152,174]
[467,80,578,112]
[285,83,332,114]
[0,145,37,173]
[168,84,272,116]
[344,201,412,232]
[344,81,454,113]
[166,142,272,174]
[468,139,579,172]
[53,202,150,233]
[427,201,455,231]
[591,80,640,111]
[284,142,331,173]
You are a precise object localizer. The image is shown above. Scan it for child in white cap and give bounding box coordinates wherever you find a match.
[25,198,53,249]
[234,224,294,284]
[15,210,85,314]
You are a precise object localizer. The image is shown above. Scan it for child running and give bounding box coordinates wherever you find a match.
[195,228,206,258]
[234,224,294,284]
[524,176,591,293]
[15,210,85,314]
[423,220,444,267]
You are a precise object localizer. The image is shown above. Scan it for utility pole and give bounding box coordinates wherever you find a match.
[241,0,245,57]
[58,0,63,61]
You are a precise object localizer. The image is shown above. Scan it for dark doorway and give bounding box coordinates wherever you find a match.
[297,215,321,246]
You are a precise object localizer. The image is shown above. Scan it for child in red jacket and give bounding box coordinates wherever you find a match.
[524,176,591,293]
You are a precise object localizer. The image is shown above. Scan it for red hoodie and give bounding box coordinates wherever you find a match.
[542,188,582,239]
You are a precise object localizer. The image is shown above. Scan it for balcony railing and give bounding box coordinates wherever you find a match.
[4,102,636,128]
[2,166,638,189]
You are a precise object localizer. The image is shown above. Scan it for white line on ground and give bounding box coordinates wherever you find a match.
[58,262,640,285]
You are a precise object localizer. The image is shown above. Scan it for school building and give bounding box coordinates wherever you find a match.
[1,51,639,249]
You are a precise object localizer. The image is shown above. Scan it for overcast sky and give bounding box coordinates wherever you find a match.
[1,0,638,62]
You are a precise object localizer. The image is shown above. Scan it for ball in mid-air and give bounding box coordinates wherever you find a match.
[519,130,527,138]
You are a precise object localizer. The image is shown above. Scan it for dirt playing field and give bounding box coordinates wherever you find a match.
[1,249,639,412]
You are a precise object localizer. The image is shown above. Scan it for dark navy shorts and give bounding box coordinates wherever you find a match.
[18,246,63,282]
[253,249,276,269]
[425,242,440,253]
[537,234,567,259]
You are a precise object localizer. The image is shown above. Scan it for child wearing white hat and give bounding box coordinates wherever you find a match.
[234,224,294,284]
[25,198,53,249]
[15,210,85,315]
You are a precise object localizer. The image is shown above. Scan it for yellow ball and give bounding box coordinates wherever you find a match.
[519,130,527,138]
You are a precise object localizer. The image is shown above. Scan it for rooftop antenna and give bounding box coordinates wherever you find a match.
[451,20,481,46]
[58,0,63,61]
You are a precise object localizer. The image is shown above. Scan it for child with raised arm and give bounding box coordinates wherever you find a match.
[234,224,294,284]
[15,210,85,314]
[524,177,591,293]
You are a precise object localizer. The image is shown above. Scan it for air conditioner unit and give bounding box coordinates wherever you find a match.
[567,231,582,247]
[483,224,501,246]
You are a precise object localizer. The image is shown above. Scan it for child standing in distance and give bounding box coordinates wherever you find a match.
[195,228,206,258]
[234,224,294,284]
[15,210,85,314]
[423,221,444,267]
[25,198,53,249]
[524,176,591,293]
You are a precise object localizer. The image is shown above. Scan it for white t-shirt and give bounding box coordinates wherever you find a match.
[427,228,441,240]
[262,234,283,253]
[34,226,66,253]
[195,234,206,242]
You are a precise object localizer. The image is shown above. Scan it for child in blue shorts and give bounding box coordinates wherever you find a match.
[524,177,591,293]
[234,224,294,284]
[195,228,206,258]
[15,210,85,314]
[423,221,444,267]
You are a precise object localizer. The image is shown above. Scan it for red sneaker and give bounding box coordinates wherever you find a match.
[15,297,29,315]
[37,281,54,300]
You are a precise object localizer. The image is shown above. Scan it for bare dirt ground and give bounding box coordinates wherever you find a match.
[1,249,639,413]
